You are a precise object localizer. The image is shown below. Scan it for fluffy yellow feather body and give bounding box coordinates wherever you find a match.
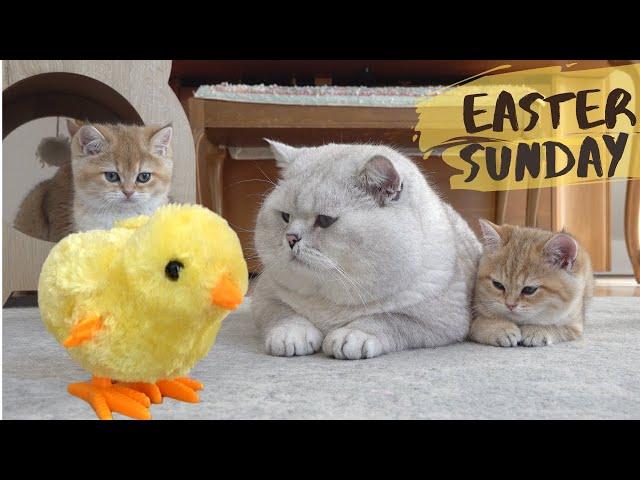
[38,204,248,383]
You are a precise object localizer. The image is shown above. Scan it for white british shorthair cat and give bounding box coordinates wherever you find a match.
[252,141,482,360]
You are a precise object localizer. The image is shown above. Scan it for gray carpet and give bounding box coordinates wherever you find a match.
[3,297,640,419]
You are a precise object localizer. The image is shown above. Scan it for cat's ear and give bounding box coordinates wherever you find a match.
[359,155,402,207]
[264,139,298,168]
[150,125,173,157]
[544,233,578,271]
[76,125,106,156]
[66,118,84,138]
[478,219,503,252]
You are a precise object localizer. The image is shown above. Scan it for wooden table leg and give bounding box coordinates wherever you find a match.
[525,188,541,227]
[193,128,227,216]
[625,178,640,283]
[495,191,510,225]
[193,128,208,206]
[208,144,227,216]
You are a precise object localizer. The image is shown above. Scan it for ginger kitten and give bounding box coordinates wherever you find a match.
[469,220,593,347]
[14,120,173,241]
[71,121,173,232]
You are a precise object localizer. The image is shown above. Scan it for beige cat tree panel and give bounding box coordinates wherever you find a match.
[2,60,196,303]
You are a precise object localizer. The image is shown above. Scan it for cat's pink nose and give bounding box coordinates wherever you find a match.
[286,233,300,249]
[506,303,518,311]
[122,190,134,199]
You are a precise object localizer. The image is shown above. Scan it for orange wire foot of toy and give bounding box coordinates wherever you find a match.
[120,377,203,404]
[68,376,151,420]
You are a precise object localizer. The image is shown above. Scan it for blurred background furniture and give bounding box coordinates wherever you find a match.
[178,60,634,277]
[2,60,196,303]
[188,84,547,273]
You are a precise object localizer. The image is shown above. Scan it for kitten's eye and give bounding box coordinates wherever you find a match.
[521,286,538,295]
[281,212,290,223]
[104,172,120,183]
[165,260,184,281]
[315,214,338,228]
[136,172,151,183]
[492,280,505,291]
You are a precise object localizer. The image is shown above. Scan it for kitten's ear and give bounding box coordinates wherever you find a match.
[150,125,173,157]
[544,233,578,271]
[478,219,503,252]
[66,118,83,138]
[264,139,298,168]
[76,125,106,156]
[359,155,402,207]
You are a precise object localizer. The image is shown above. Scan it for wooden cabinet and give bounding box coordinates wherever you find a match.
[548,71,613,271]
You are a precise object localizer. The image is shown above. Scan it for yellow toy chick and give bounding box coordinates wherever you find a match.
[38,204,248,420]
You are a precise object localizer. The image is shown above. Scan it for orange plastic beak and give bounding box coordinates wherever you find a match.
[210,274,244,310]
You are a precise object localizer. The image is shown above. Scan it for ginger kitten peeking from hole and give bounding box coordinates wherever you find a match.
[469,220,594,347]
[13,120,173,242]
[71,121,173,232]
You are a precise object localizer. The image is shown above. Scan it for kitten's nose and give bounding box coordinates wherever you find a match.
[286,233,300,249]
[122,190,134,199]
[506,302,518,311]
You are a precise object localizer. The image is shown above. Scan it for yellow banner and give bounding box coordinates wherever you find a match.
[414,63,640,191]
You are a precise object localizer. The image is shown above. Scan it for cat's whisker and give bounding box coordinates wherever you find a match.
[253,161,279,188]
[227,178,280,188]
[305,248,375,311]
[323,267,361,307]
[228,223,257,234]
[248,192,274,199]
[330,266,369,311]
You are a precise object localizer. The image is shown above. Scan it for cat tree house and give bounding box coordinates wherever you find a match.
[2,60,196,303]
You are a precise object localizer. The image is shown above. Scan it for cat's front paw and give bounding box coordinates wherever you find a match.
[470,322,521,347]
[493,325,522,347]
[265,321,323,357]
[322,328,383,360]
[519,325,554,347]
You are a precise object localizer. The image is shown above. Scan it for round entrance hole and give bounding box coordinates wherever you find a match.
[3,72,144,242]
[3,72,143,138]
